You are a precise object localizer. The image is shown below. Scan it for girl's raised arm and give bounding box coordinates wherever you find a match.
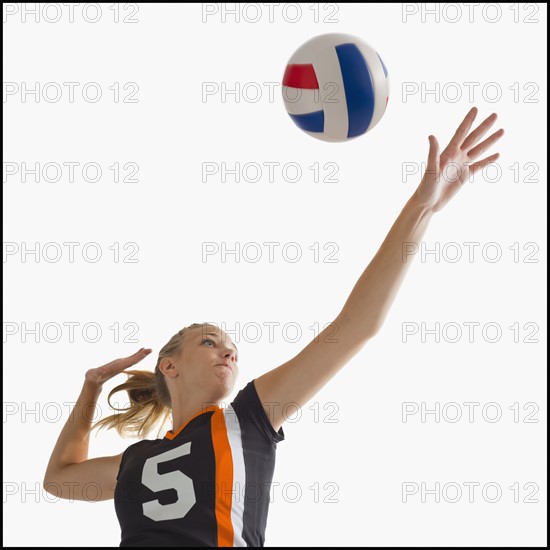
[255,107,504,432]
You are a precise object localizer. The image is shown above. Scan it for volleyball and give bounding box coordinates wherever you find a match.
[281,33,389,142]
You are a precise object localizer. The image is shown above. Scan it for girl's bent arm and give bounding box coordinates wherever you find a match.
[43,348,152,501]
[43,380,123,501]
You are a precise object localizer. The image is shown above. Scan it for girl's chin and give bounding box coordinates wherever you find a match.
[213,371,235,393]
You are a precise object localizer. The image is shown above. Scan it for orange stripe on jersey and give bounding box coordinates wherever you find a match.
[210,408,234,547]
[164,405,219,440]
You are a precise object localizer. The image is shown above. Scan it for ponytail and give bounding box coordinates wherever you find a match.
[93,369,171,439]
[92,323,210,439]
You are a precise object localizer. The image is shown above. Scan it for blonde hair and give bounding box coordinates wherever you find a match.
[93,323,214,439]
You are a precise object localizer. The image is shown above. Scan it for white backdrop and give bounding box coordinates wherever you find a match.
[3,2,547,547]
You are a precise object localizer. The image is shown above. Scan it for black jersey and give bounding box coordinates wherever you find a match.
[114,380,285,547]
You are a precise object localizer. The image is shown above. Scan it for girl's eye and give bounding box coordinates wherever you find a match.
[202,338,238,361]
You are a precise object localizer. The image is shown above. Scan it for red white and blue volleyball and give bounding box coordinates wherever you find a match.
[282,33,389,142]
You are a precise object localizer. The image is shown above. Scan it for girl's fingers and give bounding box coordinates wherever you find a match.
[461,112,498,151]
[99,348,152,375]
[130,348,152,360]
[119,348,153,368]
[85,349,153,386]
[468,152,500,177]
[449,107,478,149]
[467,128,505,160]
[427,135,440,173]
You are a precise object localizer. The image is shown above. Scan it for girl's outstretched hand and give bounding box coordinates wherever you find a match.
[84,348,152,388]
[414,107,505,213]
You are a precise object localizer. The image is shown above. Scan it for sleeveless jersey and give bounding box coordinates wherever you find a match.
[114,380,285,547]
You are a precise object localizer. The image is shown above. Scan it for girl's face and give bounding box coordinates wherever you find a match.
[175,325,240,402]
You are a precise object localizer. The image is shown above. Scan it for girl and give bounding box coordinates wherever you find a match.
[44,107,504,547]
